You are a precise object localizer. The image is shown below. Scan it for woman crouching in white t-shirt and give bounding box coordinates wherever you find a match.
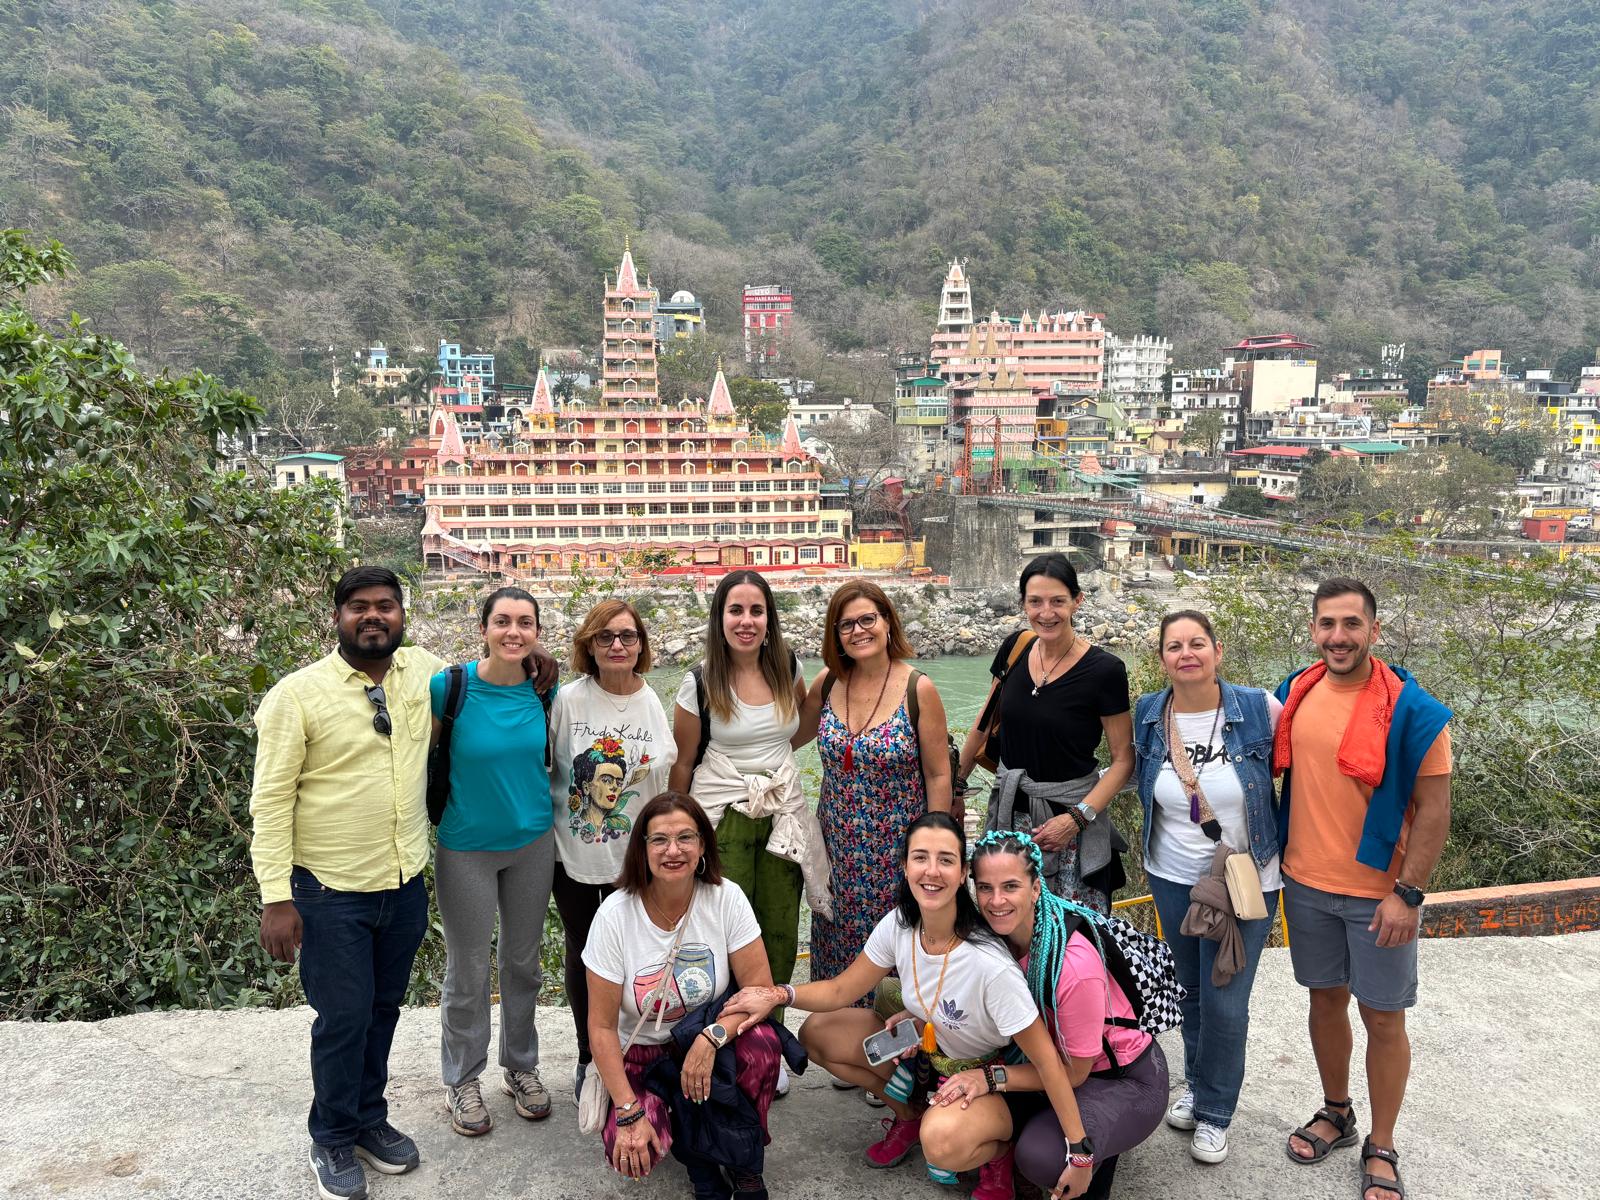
[583,792,785,1200]
[723,812,1097,1200]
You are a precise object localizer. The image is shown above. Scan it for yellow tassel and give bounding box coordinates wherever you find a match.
[922,1021,938,1054]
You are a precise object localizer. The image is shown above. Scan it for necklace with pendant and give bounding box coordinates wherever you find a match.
[841,666,893,772]
[1032,637,1079,696]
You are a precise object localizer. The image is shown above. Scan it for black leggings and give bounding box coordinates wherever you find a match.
[1007,1040,1168,1195]
[549,862,614,1063]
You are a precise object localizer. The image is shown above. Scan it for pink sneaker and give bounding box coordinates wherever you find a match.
[865,1115,922,1168]
[973,1145,1015,1200]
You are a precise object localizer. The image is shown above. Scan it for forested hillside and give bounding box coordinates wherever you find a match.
[5,0,1600,382]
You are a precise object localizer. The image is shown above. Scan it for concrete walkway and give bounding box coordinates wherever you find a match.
[2,933,1595,1200]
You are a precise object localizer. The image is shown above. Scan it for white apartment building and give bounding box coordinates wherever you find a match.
[1105,333,1172,417]
[1169,369,1243,450]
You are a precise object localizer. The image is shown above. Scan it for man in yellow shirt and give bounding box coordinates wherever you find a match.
[251,566,441,1199]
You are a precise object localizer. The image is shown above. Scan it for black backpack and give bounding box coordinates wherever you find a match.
[1058,910,1186,1078]
[427,663,554,826]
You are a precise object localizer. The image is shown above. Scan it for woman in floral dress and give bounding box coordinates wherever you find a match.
[795,581,953,990]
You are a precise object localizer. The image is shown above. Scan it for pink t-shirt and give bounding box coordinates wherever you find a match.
[1026,931,1151,1074]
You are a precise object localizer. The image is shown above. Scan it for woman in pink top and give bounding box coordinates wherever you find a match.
[951,831,1169,1199]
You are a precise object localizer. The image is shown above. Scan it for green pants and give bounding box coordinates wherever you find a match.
[716,807,802,989]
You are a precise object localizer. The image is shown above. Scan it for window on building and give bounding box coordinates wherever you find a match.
[799,546,820,563]
[466,505,487,517]
[490,505,509,517]
[822,520,839,533]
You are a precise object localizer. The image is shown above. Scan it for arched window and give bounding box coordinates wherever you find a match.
[681,462,696,475]
[569,441,583,454]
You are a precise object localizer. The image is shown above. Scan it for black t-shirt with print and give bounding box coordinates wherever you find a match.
[988,631,1129,781]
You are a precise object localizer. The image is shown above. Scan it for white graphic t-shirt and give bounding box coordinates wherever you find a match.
[582,881,762,1045]
[863,912,1038,1061]
[1147,695,1284,890]
[550,674,676,885]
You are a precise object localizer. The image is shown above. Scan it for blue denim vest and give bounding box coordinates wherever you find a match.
[1133,681,1281,868]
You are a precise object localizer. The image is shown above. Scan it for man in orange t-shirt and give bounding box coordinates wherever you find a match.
[1276,578,1452,1200]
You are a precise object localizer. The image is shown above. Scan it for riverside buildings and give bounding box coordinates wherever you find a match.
[420,247,847,577]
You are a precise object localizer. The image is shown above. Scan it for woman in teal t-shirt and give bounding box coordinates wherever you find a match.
[429,586,557,1137]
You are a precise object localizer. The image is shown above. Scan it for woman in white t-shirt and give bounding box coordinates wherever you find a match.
[582,792,781,1200]
[723,813,1097,1200]
[1132,610,1284,1165]
[669,570,812,1096]
[550,599,675,1103]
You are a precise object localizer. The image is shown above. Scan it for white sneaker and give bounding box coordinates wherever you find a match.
[1166,1085,1197,1131]
[1190,1121,1229,1163]
[830,1076,859,1091]
[775,1061,790,1098]
[863,1091,886,1107]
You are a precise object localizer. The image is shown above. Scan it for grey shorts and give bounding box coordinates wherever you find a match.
[1282,873,1418,1011]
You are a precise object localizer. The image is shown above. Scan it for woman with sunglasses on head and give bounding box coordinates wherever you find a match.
[956,553,1133,914]
[795,581,952,996]
[584,792,799,1200]
[428,587,558,1137]
[1134,610,1282,1165]
[966,830,1169,1199]
[669,571,827,1097]
[722,813,1096,1200]
[549,599,676,1103]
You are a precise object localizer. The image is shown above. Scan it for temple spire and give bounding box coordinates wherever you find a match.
[780,416,804,456]
[530,367,554,413]
[708,358,736,419]
[615,238,642,295]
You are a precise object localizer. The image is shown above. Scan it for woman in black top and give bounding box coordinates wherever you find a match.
[956,553,1134,911]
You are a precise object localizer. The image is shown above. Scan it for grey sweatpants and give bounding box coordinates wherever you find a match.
[436,834,556,1087]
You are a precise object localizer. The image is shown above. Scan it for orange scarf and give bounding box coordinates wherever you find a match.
[1272,656,1402,788]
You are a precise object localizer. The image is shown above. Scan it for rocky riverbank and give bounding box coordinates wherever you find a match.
[410,570,1173,667]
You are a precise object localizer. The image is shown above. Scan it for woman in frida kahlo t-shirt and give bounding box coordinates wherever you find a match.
[549,600,676,1101]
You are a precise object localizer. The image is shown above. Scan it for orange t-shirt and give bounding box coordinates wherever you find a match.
[1283,673,1452,900]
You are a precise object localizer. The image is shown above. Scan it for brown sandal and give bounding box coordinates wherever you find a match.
[1359,1137,1405,1199]
[1285,1096,1359,1163]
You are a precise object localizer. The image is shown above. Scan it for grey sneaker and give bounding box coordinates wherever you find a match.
[1167,1085,1197,1131]
[354,1121,419,1174]
[446,1078,494,1136]
[503,1067,552,1120]
[309,1143,368,1200]
[1191,1120,1229,1163]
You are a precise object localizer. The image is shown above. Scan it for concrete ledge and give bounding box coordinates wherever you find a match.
[1421,876,1600,939]
[2,933,1596,1200]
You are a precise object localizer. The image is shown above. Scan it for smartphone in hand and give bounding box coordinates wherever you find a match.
[862,1019,921,1067]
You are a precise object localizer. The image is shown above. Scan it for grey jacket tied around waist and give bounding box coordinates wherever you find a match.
[985,768,1117,909]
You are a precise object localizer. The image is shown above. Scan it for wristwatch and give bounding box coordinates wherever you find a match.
[983,1063,1008,1093]
[700,1022,731,1049]
[1073,801,1097,824]
[1393,880,1425,907]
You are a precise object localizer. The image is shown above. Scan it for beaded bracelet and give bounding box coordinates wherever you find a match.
[1067,1153,1095,1169]
[615,1108,646,1128]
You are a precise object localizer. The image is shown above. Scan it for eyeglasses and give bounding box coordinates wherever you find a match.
[593,629,641,648]
[837,612,881,635]
[645,832,703,851]
[363,684,392,737]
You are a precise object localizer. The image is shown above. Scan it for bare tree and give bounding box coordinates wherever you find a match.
[811,410,906,518]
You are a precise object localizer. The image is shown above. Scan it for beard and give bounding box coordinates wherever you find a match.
[338,620,406,662]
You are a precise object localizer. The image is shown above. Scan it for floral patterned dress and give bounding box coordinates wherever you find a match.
[809,696,927,995]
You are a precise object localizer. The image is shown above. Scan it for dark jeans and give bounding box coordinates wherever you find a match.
[1148,872,1280,1127]
[549,861,613,1064]
[292,867,429,1148]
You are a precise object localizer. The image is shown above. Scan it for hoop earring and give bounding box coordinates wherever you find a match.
[696,858,707,877]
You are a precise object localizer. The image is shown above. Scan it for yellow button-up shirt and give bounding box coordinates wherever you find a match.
[249,645,446,903]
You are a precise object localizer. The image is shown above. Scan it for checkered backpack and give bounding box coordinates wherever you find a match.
[1064,910,1186,1076]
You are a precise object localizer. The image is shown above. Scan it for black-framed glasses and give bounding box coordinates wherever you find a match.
[363,684,392,737]
[593,629,641,648]
[837,612,881,635]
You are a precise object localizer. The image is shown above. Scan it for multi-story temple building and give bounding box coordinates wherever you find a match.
[421,245,849,576]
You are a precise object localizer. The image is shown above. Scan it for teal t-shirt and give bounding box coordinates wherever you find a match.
[429,664,554,852]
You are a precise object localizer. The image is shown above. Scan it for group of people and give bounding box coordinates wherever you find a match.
[251,556,1450,1200]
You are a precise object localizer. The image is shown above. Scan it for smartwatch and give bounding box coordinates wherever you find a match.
[983,1063,1008,1093]
[1393,880,1425,908]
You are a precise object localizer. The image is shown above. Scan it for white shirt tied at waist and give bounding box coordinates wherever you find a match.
[696,746,833,921]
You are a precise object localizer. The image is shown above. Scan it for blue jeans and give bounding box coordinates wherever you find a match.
[1147,872,1279,1129]
[292,868,429,1148]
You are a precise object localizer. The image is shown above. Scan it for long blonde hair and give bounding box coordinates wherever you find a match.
[699,570,797,723]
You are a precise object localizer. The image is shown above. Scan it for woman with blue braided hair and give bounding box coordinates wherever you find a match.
[954,830,1169,1200]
